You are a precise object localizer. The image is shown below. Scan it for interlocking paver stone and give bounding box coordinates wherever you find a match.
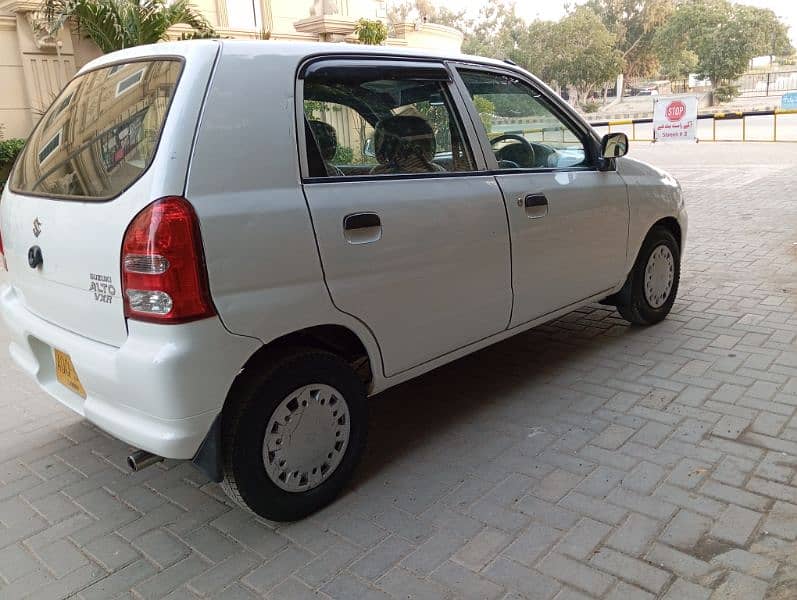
[606,581,655,600]
[607,513,659,556]
[350,535,415,581]
[646,543,712,579]
[554,517,611,560]
[590,547,670,594]
[574,466,626,498]
[710,504,762,546]
[430,561,503,600]
[502,521,561,566]
[762,500,797,540]
[711,549,778,580]
[537,552,615,596]
[710,572,767,600]
[452,527,510,570]
[659,510,712,549]
[483,557,561,600]
[187,552,260,596]
[662,578,711,600]
[622,461,666,494]
[6,145,797,598]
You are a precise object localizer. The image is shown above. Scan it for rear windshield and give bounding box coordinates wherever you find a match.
[10,59,183,200]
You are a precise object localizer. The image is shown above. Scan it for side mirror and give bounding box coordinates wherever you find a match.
[601,132,629,159]
[363,137,375,158]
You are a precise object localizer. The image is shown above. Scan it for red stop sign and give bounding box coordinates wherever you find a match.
[665,100,686,122]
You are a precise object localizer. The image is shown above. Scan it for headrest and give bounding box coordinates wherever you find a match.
[308,119,338,161]
[373,115,436,166]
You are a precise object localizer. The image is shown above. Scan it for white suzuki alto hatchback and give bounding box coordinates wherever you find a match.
[0,40,686,521]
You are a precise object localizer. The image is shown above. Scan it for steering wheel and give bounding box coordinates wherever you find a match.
[490,134,535,168]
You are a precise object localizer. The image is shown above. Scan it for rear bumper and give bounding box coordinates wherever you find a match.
[0,283,260,459]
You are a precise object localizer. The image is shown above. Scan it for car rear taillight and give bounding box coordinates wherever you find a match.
[121,196,215,323]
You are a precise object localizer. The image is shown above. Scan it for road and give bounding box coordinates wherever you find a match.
[2,143,797,599]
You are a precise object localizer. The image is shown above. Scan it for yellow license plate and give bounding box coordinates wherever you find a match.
[54,349,86,399]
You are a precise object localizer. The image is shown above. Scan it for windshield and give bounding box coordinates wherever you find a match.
[10,59,183,200]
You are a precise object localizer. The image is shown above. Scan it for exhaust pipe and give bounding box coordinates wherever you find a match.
[127,450,164,472]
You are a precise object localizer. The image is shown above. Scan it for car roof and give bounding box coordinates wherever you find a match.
[79,39,514,75]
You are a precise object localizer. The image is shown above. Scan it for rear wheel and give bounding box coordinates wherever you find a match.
[615,226,680,325]
[221,349,367,521]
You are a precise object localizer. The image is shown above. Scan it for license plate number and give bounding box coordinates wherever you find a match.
[54,349,86,398]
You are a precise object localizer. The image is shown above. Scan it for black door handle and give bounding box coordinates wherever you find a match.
[344,213,381,230]
[524,194,548,208]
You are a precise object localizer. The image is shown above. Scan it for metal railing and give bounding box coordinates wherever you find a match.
[737,70,797,97]
[589,108,797,142]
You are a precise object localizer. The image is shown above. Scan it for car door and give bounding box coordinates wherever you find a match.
[454,66,630,328]
[298,59,512,377]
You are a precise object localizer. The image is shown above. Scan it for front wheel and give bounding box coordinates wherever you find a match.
[221,349,368,521]
[615,226,680,325]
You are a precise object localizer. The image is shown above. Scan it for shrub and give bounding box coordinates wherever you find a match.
[582,100,600,113]
[714,84,740,103]
[0,138,25,167]
[333,145,354,164]
[0,136,25,191]
[354,18,388,45]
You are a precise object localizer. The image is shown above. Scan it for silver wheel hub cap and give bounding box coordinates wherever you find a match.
[262,384,350,492]
[644,244,675,309]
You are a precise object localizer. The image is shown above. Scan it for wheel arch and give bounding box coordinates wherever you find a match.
[192,322,380,482]
[652,216,682,249]
[627,216,683,276]
[238,324,375,388]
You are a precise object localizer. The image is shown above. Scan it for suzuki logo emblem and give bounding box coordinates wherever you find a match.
[33,217,42,238]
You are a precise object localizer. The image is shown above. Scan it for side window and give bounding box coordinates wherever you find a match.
[304,102,378,175]
[459,70,588,170]
[302,68,476,178]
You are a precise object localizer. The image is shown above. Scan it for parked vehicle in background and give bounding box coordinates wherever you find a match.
[0,40,687,521]
[630,85,660,96]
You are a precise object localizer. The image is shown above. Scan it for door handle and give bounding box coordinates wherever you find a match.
[343,212,382,244]
[344,213,381,230]
[521,194,548,219]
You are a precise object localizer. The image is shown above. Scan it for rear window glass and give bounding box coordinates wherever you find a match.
[11,59,182,200]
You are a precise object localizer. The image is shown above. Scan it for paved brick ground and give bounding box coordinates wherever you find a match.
[2,143,797,599]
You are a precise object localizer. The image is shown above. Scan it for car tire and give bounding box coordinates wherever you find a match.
[220,348,368,521]
[615,226,680,326]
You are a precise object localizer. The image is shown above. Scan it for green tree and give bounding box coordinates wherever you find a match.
[584,0,674,90]
[472,96,495,133]
[549,7,623,105]
[657,47,698,82]
[41,0,215,53]
[654,0,792,101]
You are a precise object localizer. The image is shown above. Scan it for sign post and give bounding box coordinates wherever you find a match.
[653,96,698,142]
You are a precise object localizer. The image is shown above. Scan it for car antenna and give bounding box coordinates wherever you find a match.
[503,58,517,66]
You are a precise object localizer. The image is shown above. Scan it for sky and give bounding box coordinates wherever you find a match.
[442,0,797,45]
